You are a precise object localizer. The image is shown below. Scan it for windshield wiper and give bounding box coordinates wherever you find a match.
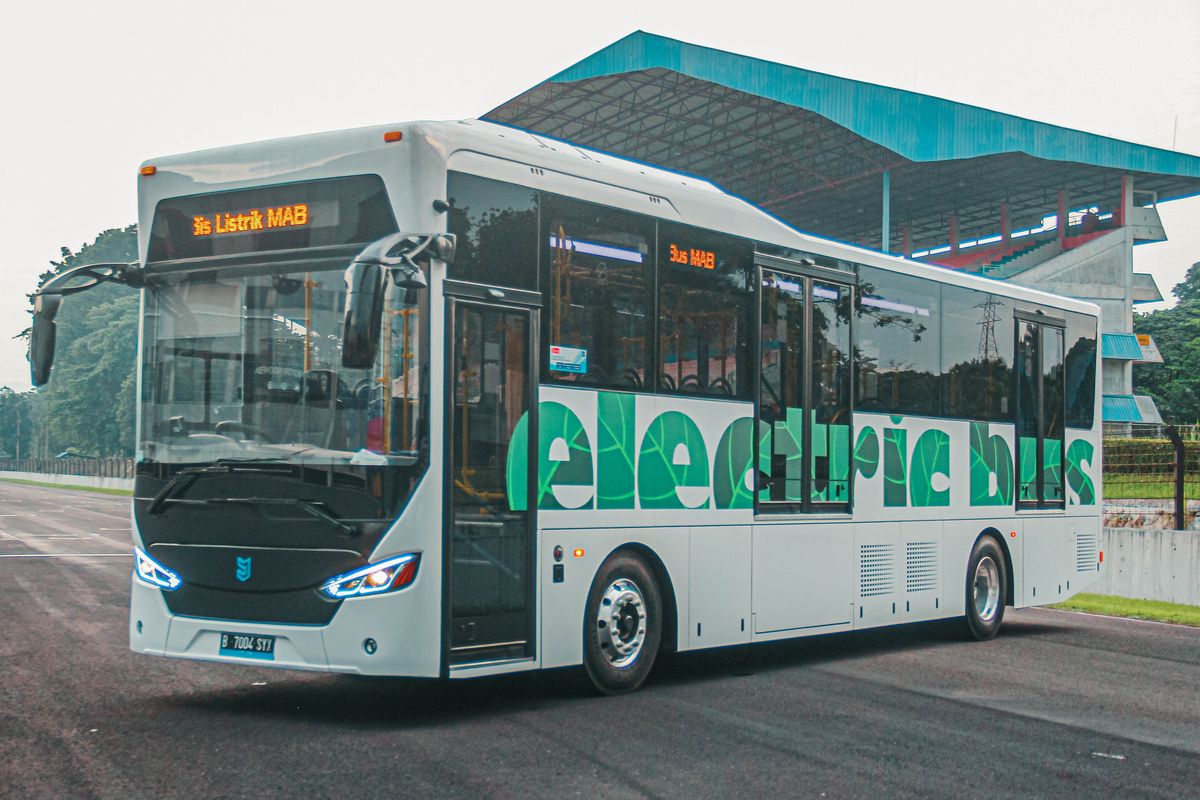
[147,460,294,515]
[158,496,357,538]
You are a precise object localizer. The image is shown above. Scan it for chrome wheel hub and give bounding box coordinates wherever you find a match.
[973,555,1001,622]
[596,578,647,667]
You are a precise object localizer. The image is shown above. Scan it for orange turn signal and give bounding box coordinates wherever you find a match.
[140,165,157,176]
[383,130,403,143]
[573,548,585,559]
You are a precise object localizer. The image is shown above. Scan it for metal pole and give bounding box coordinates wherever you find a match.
[1166,424,1185,530]
[881,170,891,254]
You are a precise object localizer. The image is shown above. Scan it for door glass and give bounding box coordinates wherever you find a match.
[1042,326,1065,504]
[758,270,852,510]
[810,282,852,504]
[1016,321,1039,504]
[450,304,530,661]
[759,271,806,504]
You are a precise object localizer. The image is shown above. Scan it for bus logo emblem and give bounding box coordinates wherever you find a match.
[235,556,252,583]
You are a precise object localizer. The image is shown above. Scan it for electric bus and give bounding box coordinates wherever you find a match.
[30,120,1103,693]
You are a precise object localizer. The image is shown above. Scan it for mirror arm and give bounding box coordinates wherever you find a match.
[36,260,145,297]
[354,232,455,272]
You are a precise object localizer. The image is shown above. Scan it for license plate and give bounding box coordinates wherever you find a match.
[219,632,276,660]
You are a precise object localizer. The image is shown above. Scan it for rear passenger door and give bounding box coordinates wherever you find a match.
[752,255,856,635]
[1015,312,1066,509]
[756,258,854,512]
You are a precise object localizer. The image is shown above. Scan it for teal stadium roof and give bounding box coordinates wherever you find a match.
[1101,333,1145,361]
[486,31,1200,252]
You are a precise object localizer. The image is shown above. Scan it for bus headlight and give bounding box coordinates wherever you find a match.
[321,553,420,599]
[134,546,182,591]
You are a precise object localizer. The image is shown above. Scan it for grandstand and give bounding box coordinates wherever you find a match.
[485,32,1200,424]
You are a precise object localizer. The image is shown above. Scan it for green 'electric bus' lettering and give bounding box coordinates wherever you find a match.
[506,393,1090,513]
[909,428,951,506]
[539,402,594,509]
[883,426,908,507]
[774,408,804,502]
[854,426,879,479]
[713,416,757,509]
[1066,439,1096,505]
[638,411,711,509]
[969,422,1014,506]
[596,392,636,508]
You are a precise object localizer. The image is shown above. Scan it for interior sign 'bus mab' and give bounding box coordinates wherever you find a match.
[192,203,310,237]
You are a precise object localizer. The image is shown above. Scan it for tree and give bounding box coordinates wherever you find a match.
[0,387,37,459]
[15,226,139,457]
[1134,261,1200,423]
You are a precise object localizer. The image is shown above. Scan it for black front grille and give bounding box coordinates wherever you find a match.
[163,583,342,625]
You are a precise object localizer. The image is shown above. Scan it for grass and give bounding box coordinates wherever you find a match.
[1052,593,1200,627]
[1102,476,1200,500]
[0,477,132,496]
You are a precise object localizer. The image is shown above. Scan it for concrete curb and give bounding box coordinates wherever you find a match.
[0,471,134,492]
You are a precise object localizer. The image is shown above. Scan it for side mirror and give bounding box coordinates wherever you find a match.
[341,232,443,369]
[341,261,386,369]
[30,293,63,386]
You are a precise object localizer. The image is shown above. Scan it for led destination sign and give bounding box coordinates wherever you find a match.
[192,203,310,237]
[147,175,397,263]
[667,242,716,270]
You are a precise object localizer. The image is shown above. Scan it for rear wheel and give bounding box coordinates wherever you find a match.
[964,536,1007,640]
[583,551,662,694]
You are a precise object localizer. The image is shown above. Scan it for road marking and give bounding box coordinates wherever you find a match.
[0,553,131,559]
[100,528,131,531]
[1091,752,1126,760]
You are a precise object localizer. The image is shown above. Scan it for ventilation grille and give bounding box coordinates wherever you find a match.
[860,543,895,597]
[1076,531,1099,572]
[906,541,939,593]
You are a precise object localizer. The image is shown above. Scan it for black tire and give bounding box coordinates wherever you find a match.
[583,551,663,694]
[964,536,1007,640]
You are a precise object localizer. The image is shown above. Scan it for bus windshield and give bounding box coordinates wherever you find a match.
[138,264,427,467]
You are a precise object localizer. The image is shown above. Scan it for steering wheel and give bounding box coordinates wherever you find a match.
[214,421,276,443]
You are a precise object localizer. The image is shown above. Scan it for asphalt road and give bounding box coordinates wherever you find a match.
[1,481,1198,799]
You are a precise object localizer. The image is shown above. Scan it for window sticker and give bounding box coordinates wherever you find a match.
[549,345,588,374]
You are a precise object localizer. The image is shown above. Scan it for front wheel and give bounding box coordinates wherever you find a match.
[964,536,1007,640]
[583,551,663,694]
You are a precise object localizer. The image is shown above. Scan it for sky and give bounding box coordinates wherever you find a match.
[3,0,1198,391]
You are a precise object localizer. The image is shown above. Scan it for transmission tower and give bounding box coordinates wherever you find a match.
[977,295,1000,362]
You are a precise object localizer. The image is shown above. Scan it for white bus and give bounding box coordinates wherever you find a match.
[31,120,1103,693]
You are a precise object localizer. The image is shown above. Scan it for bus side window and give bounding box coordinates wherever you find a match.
[540,194,653,391]
[1064,311,1097,429]
[446,172,538,291]
[855,265,940,416]
[657,222,754,399]
[941,286,1014,422]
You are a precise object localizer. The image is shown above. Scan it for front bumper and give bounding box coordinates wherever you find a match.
[128,573,440,677]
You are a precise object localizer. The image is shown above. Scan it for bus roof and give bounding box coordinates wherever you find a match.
[143,119,1100,318]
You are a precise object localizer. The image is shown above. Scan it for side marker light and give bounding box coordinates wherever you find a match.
[383,130,403,143]
[573,548,585,558]
[140,165,157,176]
